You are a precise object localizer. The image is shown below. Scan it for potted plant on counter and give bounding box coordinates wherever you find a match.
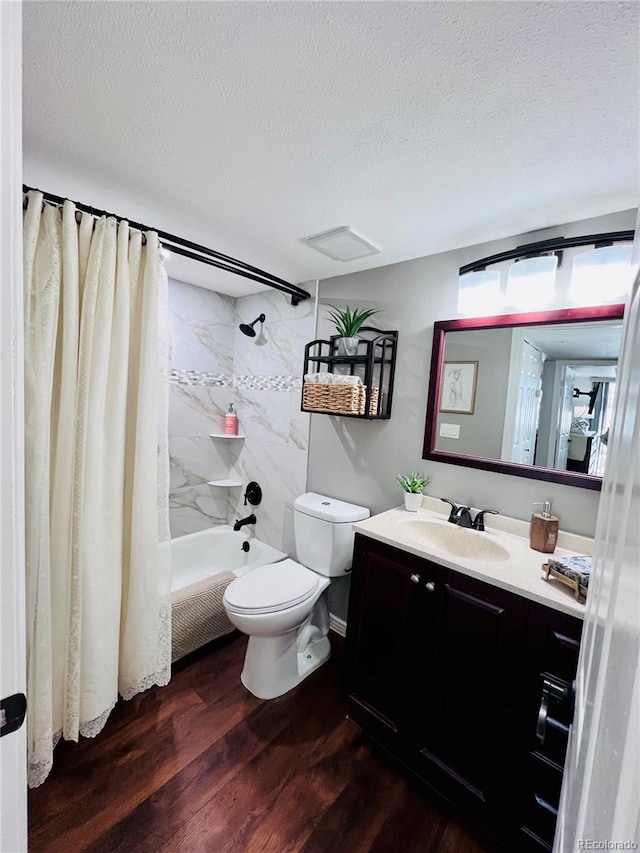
[327,304,380,356]
[396,472,431,512]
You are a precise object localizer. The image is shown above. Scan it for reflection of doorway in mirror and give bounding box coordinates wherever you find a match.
[516,342,544,465]
[565,371,616,476]
[554,365,576,470]
[502,339,544,464]
[591,380,615,476]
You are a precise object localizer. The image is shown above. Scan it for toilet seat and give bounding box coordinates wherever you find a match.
[224,559,319,615]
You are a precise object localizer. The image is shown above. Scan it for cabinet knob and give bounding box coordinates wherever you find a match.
[410,574,420,584]
[425,581,436,593]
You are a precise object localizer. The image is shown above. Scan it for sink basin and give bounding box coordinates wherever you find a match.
[400,519,510,562]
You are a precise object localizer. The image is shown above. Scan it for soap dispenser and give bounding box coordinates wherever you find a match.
[224,402,238,435]
[530,501,559,554]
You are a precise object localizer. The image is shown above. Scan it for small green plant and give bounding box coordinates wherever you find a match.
[396,472,431,494]
[326,305,380,338]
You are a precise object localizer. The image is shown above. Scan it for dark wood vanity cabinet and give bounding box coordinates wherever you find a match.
[345,534,583,850]
[517,606,582,851]
[412,569,530,824]
[345,536,439,744]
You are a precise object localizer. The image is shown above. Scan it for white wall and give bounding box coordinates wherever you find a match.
[309,209,636,540]
[437,327,512,459]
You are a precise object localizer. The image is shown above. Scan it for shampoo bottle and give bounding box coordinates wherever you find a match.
[224,402,238,435]
[530,501,559,554]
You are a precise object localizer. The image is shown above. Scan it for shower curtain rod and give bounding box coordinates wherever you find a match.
[23,185,312,305]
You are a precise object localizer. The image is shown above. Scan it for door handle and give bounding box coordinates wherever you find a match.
[536,677,569,744]
[0,693,27,738]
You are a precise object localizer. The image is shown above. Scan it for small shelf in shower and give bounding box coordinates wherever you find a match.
[207,479,242,488]
[209,433,245,440]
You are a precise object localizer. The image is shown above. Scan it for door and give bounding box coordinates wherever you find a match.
[554,366,576,470]
[503,335,545,464]
[0,3,28,850]
[512,340,544,464]
[556,267,640,851]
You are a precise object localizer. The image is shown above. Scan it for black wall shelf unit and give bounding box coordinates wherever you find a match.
[301,327,398,419]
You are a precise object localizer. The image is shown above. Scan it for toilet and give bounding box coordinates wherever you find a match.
[223,492,369,699]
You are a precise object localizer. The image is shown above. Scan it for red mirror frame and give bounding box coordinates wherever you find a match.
[422,303,626,491]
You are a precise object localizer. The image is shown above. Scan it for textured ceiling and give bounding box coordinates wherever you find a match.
[22,1,639,294]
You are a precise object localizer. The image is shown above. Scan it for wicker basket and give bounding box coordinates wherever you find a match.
[302,382,380,415]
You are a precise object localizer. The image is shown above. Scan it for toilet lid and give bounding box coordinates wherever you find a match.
[224,559,320,614]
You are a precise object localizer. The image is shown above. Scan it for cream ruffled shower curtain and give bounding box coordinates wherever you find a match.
[23,191,171,787]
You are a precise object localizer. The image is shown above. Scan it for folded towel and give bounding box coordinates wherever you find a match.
[303,373,362,385]
[546,555,592,588]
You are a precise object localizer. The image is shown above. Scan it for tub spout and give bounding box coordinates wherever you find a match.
[234,514,256,531]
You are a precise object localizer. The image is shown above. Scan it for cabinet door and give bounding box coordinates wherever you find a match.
[518,604,583,851]
[416,569,528,813]
[345,535,439,742]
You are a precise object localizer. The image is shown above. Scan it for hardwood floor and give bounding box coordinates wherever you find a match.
[28,633,498,853]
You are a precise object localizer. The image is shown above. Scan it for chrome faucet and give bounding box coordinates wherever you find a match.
[233,513,256,531]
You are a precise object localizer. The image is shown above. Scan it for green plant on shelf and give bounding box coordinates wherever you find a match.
[326,305,380,337]
[396,472,431,494]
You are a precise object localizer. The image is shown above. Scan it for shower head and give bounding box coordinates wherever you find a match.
[239,314,266,338]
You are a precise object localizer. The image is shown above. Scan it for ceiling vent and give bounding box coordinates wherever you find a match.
[302,227,381,262]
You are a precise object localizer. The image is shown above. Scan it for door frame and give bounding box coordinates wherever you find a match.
[0,1,27,849]
[550,362,576,470]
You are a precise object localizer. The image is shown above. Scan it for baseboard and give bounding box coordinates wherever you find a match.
[329,613,347,637]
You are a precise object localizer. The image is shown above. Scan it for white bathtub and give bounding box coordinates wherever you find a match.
[169,525,288,662]
[170,525,287,592]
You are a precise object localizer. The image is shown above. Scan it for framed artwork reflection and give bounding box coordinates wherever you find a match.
[439,361,478,415]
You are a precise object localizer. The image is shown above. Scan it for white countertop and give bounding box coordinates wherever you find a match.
[352,497,592,619]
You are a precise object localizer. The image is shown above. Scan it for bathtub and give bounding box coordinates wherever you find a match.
[169,525,287,662]
[170,525,287,592]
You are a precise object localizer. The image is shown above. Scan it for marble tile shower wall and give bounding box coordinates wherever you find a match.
[229,289,315,553]
[168,279,315,550]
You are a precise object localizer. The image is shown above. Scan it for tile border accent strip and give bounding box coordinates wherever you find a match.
[234,375,301,391]
[170,369,233,387]
[170,369,301,392]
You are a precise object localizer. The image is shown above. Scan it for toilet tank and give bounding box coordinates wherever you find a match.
[294,493,370,577]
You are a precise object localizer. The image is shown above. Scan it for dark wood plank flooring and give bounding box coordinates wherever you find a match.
[28,633,498,853]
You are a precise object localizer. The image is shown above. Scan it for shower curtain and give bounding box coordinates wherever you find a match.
[23,191,171,788]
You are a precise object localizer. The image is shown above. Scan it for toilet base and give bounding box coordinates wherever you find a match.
[241,633,331,700]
